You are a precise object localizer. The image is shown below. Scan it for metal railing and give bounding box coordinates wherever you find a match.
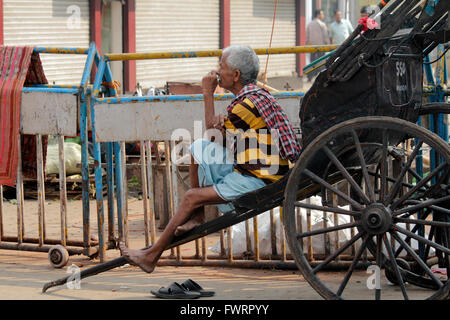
[0,44,105,261]
[0,42,448,271]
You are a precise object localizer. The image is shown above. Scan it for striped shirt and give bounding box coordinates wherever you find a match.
[224,85,301,183]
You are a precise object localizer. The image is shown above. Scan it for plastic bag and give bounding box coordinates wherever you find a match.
[46,140,91,175]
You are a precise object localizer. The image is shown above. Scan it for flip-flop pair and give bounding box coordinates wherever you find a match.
[151,279,215,299]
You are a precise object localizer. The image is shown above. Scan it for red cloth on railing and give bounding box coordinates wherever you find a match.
[0,47,48,186]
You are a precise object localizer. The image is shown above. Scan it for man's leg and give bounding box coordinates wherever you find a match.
[190,155,200,187]
[119,185,226,273]
[174,155,205,236]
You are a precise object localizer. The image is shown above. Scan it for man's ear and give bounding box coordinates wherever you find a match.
[232,69,241,83]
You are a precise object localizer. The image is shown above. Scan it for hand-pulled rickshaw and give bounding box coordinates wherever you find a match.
[43,0,450,300]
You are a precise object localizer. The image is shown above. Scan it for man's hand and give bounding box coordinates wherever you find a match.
[212,114,226,129]
[206,114,227,132]
[202,71,219,96]
[206,114,228,143]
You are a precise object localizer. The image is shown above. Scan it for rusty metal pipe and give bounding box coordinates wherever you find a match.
[1,236,98,247]
[253,216,260,261]
[58,135,68,246]
[145,140,157,245]
[16,134,24,245]
[0,242,85,255]
[140,141,150,247]
[36,134,47,246]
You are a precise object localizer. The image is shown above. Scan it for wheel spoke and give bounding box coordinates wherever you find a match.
[391,162,447,210]
[394,209,432,258]
[390,230,444,289]
[439,226,450,277]
[323,146,371,205]
[367,170,427,192]
[304,169,364,210]
[380,129,388,204]
[294,201,361,217]
[386,141,424,205]
[394,217,450,228]
[296,221,359,239]
[312,232,365,274]
[393,194,450,216]
[383,235,409,300]
[392,224,450,255]
[351,129,376,202]
[422,225,436,266]
[375,235,382,300]
[336,234,369,296]
[406,167,430,187]
[401,200,450,216]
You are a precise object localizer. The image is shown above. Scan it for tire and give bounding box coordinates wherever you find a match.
[48,245,69,268]
[283,117,450,300]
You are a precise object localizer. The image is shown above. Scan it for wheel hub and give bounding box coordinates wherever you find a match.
[361,204,392,235]
[50,250,62,263]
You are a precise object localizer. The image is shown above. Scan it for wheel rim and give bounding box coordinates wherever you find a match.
[283,117,450,300]
[50,249,63,264]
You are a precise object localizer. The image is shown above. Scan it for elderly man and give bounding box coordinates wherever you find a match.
[119,45,301,274]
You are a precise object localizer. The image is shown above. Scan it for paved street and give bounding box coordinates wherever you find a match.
[0,247,438,301]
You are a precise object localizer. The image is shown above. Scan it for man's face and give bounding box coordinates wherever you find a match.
[335,11,342,23]
[218,53,239,90]
[318,11,324,20]
[361,12,368,18]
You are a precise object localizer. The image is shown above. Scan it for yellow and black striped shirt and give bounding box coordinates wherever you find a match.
[224,97,290,184]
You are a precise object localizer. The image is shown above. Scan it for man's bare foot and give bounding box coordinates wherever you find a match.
[174,214,205,236]
[118,242,157,273]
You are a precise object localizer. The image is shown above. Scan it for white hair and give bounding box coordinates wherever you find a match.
[222,45,260,85]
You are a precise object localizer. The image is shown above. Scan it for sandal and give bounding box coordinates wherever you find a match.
[181,279,215,297]
[151,282,201,299]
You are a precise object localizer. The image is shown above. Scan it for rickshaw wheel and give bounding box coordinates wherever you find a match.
[283,117,450,300]
[48,245,69,268]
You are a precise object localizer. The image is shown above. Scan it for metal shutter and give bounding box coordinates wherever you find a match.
[3,0,90,85]
[230,0,297,78]
[135,0,220,89]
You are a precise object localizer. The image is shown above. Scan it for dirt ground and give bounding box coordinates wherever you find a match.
[0,198,446,301]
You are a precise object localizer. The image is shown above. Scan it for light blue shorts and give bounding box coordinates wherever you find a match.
[190,139,266,214]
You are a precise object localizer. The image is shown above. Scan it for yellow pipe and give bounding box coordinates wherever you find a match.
[104,45,338,61]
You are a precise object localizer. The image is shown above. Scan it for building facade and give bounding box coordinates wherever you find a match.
[0,0,358,93]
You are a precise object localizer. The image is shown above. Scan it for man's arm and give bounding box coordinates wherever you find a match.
[202,71,220,130]
[202,71,226,136]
